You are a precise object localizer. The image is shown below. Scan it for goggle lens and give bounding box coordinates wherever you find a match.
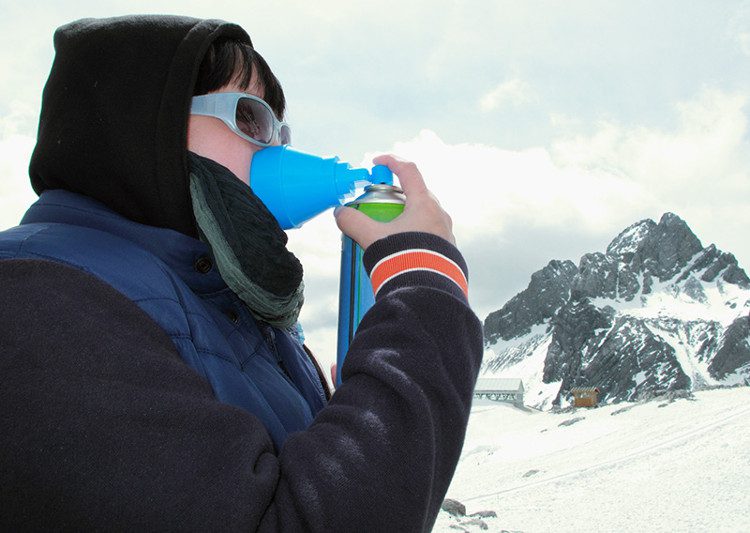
[279,124,292,145]
[236,97,275,145]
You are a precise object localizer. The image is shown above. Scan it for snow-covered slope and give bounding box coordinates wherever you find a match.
[483,213,750,409]
[433,387,750,532]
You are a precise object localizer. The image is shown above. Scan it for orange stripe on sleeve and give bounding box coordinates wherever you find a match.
[370,249,468,298]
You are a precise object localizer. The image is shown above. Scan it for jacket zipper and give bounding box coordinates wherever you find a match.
[263,325,292,380]
[263,323,324,407]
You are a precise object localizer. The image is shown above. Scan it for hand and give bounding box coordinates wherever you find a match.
[334,154,455,250]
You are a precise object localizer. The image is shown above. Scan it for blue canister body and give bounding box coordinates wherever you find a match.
[336,184,406,386]
[336,233,373,388]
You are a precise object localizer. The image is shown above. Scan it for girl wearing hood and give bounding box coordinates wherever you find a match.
[0,15,482,531]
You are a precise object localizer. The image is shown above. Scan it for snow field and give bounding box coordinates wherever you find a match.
[434,387,750,532]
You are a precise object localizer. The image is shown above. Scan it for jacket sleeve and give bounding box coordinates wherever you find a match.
[271,232,483,531]
[0,231,483,532]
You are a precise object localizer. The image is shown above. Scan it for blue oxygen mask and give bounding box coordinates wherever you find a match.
[250,145,393,229]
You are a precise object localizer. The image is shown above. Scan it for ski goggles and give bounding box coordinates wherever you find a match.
[190,92,291,147]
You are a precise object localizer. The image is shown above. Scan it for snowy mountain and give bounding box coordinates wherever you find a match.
[482,213,750,409]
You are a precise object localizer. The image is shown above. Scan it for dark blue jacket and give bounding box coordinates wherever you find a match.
[0,192,483,531]
[0,189,326,450]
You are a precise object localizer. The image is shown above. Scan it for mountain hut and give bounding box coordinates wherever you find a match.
[474,378,524,407]
[570,387,601,407]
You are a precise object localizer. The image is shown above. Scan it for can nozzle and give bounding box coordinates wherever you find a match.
[370,165,393,185]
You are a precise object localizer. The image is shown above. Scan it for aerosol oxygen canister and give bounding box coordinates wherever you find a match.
[336,179,406,386]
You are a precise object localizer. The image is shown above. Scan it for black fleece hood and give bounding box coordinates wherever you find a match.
[29,15,252,237]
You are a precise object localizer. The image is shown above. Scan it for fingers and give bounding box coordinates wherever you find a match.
[372,154,428,196]
[334,205,380,249]
[337,154,456,250]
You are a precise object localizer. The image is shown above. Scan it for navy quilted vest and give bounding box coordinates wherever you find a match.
[0,190,327,450]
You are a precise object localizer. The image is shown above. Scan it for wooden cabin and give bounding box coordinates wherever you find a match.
[474,378,524,407]
[570,387,601,408]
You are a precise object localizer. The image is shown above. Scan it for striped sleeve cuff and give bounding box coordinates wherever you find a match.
[362,232,469,302]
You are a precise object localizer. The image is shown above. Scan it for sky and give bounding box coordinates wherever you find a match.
[1,0,749,369]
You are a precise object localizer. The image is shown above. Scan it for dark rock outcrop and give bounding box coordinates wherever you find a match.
[582,316,691,402]
[573,253,641,301]
[543,295,611,392]
[628,213,703,282]
[710,314,750,379]
[484,260,577,343]
[681,276,707,303]
[441,499,466,517]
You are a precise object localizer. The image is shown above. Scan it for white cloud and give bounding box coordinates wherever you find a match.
[735,31,750,56]
[552,89,748,184]
[1,100,38,138]
[728,4,750,56]
[370,88,749,256]
[378,130,646,245]
[0,131,36,231]
[550,88,750,249]
[479,79,534,112]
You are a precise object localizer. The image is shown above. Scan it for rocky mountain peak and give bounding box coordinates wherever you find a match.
[629,212,704,281]
[482,212,750,409]
[677,245,750,288]
[654,212,702,249]
[606,218,656,259]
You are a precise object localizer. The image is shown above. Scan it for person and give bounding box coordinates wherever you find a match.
[0,14,483,531]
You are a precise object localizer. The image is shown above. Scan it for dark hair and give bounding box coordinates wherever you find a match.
[193,38,286,120]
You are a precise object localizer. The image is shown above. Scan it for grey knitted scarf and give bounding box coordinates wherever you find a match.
[187,152,304,328]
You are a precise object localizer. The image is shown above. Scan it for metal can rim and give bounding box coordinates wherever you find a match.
[346,184,406,206]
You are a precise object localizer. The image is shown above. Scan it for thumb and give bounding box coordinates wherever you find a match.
[334,205,379,249]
